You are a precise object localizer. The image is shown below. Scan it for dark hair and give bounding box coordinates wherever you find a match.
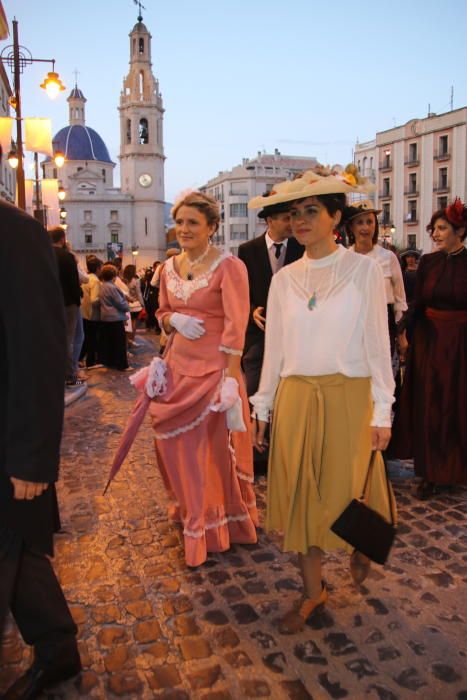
[49,226,66,244]
[123,264,137,283]
[101,264,117,281]
[346,210,379,245]
[427,210,467,241]
[113,256,123,270]
[87,257,102,274]
[315,193,347,216]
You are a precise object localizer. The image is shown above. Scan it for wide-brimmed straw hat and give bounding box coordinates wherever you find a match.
[343,200,382,225]
[248,170,362,211]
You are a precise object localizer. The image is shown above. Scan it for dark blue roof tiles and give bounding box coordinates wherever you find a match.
[69,87,85,100]
[51,125,113,163]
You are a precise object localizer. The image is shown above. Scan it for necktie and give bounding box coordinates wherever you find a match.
[273,243,283,259]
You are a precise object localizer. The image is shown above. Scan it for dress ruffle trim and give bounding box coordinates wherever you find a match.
[219,344,243,356]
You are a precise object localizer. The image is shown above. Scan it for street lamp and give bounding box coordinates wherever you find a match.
[58,186,66,201]
[0,18,65,210]
[54,151,65,168]
[131,245,139,263]
[7,148,18,168]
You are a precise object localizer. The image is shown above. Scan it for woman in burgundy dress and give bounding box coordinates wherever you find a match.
[390,198,467,498]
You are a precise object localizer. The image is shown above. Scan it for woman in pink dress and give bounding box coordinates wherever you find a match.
[153,191,258,567]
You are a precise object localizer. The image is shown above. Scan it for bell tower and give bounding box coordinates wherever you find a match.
[119,11,165,256]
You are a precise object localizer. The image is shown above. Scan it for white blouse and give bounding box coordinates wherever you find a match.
[350,244,407,321]
[250,246,395,427]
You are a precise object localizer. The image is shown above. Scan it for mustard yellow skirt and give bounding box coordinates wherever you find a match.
[266,374,397,554]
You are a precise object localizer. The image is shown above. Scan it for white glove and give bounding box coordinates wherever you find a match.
[211,377,240,413]
[170,312,205,340]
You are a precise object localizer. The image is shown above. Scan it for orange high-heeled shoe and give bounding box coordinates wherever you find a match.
[278,584,328,634]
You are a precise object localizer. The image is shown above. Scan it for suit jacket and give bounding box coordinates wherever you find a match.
[238,234,304,350]
[0,202,66,555]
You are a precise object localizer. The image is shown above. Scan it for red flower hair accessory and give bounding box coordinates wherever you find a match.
[445,197,467,227]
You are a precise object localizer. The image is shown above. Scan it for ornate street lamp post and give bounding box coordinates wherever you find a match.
[0,17,65,210]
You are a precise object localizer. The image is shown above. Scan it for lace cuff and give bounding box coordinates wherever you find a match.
[219,345,242,356]
[371,402,392,428]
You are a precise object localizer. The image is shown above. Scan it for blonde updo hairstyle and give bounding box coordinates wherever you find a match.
[171,191,220,234]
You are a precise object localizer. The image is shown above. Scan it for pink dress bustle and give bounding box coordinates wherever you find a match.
[153,254,258,566]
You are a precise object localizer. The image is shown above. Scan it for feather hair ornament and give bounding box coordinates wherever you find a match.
[445,197,467,227]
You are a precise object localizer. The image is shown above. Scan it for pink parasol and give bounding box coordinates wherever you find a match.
[103,357,168,494]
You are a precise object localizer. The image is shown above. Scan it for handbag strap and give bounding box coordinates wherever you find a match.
[360,450,396,526]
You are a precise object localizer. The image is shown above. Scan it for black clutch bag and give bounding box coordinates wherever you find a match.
[330,451,396,565]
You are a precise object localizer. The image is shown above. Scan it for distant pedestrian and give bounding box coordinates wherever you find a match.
[400,248,421,304]
[81,256,103,368]
[49,227,84,387]
[123,264,144,342]
[99,264,131,371]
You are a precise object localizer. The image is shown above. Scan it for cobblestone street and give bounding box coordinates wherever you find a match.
[0,334,466,700]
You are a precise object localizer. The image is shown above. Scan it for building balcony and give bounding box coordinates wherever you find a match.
[404,159,420,167]
[404,189,419,196]
[405,217,418,225]
[379,163,392,172]
[434,151,450,161]
[379,191,392,200]
[433,184,450,193]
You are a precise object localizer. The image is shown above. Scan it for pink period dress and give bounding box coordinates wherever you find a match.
[153,253,258,566]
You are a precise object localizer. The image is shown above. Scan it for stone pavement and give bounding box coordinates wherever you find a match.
[0,334,466,700]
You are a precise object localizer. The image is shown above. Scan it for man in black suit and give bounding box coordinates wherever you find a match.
[238,201,304,472]
[0,202,81,699]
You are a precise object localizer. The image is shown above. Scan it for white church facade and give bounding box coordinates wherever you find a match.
[43,14,166,267]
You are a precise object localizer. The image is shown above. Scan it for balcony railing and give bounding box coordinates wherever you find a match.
[405,216,418,225]
[433,184,450,193]
[379,191,392,199]
[379,163,392,172]
[404,159,420,167]
[404,189,419,196]
[434,151,450,161]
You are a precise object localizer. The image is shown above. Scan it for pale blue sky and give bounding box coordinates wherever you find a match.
[3,0,467,201]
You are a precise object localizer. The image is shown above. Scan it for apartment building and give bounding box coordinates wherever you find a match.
[201,150,318,255]
[354,108,467,251]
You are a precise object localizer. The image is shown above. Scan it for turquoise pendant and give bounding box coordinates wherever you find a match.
[308,292,317,310]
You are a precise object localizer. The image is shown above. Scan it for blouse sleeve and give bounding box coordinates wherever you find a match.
[249,273,284,421]
[362,260,395,427]
[397,255,426,340]
[390,252,408,321]
[219,257,249,356]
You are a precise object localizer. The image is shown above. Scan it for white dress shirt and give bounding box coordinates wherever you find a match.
[265,232,288,274]
[250,246,395,427]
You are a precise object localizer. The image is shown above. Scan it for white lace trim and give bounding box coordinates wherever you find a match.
[183,513,252,539]
[219,345,243,356]
[165,253,231,303]
[236,470,254,484]
[154,401,213,439]
[154,379,223,439]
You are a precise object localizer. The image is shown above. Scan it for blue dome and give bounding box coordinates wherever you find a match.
[50,125,114,164]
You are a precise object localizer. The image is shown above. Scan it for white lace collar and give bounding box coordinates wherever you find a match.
[166,252,231,303]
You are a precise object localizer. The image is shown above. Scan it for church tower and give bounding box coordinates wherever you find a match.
[119,10,165,257]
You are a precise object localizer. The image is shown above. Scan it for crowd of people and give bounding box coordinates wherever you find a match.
[0,168,465,697]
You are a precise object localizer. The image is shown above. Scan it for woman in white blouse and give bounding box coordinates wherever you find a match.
[345,201,407,355]
[249,172,396,634]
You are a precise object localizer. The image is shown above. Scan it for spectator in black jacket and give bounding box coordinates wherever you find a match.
[0,202,81,698]
[49,227,83,387]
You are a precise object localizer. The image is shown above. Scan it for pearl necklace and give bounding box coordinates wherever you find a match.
[447,245,465,257]
[184,245,210,280]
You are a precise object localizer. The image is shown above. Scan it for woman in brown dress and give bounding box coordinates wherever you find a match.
[390,198,467,497]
